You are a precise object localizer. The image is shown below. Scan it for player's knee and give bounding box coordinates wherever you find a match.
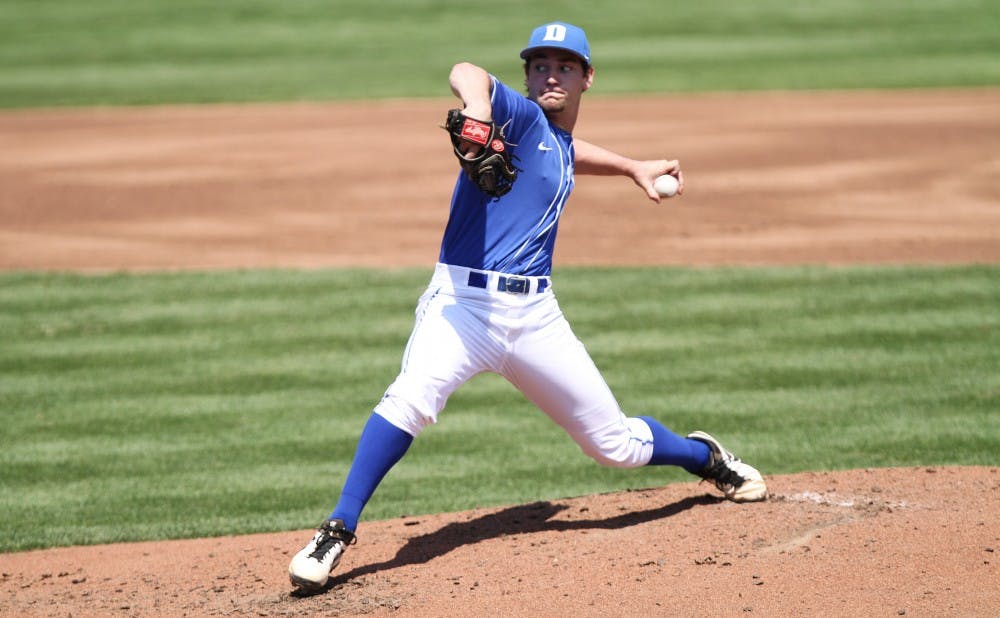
[373,390,435,437]
[374,370,455,435]
[578,417,654,469]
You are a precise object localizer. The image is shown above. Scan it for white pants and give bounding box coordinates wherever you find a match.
[374,263,655,468]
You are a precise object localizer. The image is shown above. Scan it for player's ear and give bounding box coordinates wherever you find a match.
[582,65,594,91]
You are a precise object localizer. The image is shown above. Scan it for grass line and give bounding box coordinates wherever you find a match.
[1,0,998,107]
[1,265,997,551]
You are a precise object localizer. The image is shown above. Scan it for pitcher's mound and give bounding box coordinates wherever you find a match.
[3,466,996,617]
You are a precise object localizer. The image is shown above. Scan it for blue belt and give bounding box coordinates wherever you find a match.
[467,271,549,294]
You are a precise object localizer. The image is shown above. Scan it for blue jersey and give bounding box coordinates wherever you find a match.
[438,76,575,277]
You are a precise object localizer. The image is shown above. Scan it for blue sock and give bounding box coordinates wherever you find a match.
[639,416,710,474]
[330,412,413,532]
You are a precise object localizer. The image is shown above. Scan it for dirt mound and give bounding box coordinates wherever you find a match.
[3,467,996,617]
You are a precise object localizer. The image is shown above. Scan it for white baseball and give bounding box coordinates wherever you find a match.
[653,174,679,198]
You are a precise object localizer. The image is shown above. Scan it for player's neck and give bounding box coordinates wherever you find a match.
[545,108,578,133]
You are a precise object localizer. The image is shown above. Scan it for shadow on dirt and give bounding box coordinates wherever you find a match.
[293,492,719,597]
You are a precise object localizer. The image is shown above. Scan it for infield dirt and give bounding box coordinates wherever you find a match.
[1,89,998,617]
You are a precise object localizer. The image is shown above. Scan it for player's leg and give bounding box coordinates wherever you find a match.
[505,314,707,471]
[287,412,410,591]
[289,284,499,590]
[509,331,766,500]
[334,283,500,521]
[505,294,765,500]
[328,412,413,533]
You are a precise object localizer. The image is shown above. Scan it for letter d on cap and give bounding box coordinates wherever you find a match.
[543,24,567,42]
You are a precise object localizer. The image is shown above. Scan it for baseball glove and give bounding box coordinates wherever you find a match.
[444,109,518,198]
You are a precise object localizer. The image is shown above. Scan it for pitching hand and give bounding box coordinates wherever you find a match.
[635,159,684,203]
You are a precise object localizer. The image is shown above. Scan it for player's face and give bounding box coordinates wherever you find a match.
[525,50,593,116]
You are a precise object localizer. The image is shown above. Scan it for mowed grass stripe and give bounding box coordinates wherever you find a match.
[1,265,997,551]
[1,0,998,107]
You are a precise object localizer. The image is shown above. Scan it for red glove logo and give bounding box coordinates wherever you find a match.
[461,119,491,145]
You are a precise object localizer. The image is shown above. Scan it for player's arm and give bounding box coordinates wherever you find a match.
[574,138,684,203]
[449,62,493,122]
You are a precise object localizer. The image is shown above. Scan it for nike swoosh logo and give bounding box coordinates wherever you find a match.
[537,142,552,151]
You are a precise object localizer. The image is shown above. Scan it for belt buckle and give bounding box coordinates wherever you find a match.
[501,275,529,294]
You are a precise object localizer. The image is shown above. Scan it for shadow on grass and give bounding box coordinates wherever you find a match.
[292,492,719,597]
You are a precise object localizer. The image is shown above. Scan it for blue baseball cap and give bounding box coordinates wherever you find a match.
[519,22,591,65]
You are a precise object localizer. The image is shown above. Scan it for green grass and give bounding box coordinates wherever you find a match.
[1,265,997,552]
[1,0,998,108]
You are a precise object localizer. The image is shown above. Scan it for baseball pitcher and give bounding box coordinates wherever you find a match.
[289,21,767,591]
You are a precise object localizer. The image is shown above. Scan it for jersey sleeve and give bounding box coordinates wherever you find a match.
[488,75,542,146]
